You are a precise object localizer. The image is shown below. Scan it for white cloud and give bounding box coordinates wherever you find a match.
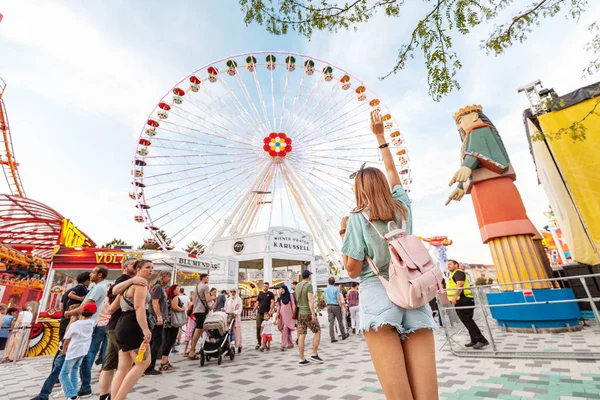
[0,1,173,129]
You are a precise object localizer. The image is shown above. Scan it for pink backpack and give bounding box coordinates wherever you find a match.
[362,212,443,309]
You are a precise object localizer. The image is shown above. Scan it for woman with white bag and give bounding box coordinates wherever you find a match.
[225,288,243,354]
[340,110,438,399]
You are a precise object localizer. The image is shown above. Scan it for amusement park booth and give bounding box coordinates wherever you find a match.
[210,227,320,317]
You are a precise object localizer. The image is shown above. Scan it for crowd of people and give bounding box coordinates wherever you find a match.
[26,260,251,400]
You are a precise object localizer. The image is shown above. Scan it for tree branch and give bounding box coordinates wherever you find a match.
[380,0,448,80]
[502,0,550,42]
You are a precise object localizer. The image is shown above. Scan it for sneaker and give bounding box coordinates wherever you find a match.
[464,342,477,347]
[342,334,349,340]
[310,354,324,363]
[52,392,65,399]
[144,369,162,376]
[331,339,338,343]
[77,390,92,399]
[472,341,489,350]
[171,349,179,354]
[298,359,310,366]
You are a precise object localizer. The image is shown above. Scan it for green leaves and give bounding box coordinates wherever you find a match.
[102,238,128,249]
[239,0,596,103]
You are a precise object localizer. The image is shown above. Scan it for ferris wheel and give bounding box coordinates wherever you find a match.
[130,51,412,266]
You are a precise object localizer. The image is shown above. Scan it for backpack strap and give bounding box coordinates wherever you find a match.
[360,211,407,240]
[360,211,386,240]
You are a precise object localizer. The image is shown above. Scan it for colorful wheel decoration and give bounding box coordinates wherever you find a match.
[262,132,292,157]
[131,51,412,269]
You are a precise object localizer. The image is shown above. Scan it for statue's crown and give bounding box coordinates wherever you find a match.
[453,105,482,122]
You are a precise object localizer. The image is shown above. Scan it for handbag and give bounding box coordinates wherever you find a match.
[361,211,443,309]
[170,299,187,328]
[292,283,305,320]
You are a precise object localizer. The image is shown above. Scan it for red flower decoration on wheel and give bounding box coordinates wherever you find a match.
[262,132,293,157]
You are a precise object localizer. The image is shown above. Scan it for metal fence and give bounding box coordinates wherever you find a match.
[438,273,600,360]
[0,326,32,365]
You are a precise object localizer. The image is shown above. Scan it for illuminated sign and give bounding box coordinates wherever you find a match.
[95,251,144,264]
[60,219,88,248]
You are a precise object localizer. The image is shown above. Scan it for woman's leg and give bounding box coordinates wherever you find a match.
[161,328,177,365]
[110,350,133,398]
[402,329,438,400]
[284,326,293,347]
[363,325,414,400]
[350,306,357,330]
[234,316,242,350]
[113,350,149,400]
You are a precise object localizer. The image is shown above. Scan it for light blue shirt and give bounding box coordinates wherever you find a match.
[324,285,341,305]
[83,280,108,323]
[341,184,412,281]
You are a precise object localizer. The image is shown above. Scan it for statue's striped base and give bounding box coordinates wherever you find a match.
[488,234,551,290]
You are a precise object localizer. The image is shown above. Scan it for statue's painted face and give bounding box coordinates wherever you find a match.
[456,111,480,133]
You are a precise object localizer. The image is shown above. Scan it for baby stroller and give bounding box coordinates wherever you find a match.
[200,311,236,366]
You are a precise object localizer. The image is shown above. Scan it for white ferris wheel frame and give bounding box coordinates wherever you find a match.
[131,50,412,269]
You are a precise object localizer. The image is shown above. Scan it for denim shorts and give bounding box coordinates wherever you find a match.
[358,276,436,338]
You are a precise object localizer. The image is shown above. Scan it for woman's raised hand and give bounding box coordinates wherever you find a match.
[341,216,349,230]
[370,110,384,137]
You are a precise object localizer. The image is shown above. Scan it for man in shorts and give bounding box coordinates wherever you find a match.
[294,270,324,366]
[187,273,212,359]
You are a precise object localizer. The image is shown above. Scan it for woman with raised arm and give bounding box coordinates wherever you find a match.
[111,260,153,400]
[340,110,438,400]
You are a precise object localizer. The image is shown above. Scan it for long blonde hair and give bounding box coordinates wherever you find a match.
[353,167,407,222]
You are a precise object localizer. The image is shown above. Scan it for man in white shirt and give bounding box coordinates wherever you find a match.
[64,265,109,398]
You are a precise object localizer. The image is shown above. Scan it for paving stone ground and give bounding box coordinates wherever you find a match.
[1,313,599,399]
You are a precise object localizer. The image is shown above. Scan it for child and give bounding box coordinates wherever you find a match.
[260,312,275,352]
[59,302,96,400]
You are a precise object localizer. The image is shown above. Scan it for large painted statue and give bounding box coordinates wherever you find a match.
[446,105,550,289]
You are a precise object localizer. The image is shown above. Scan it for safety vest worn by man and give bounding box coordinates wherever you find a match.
[447,270,474,299]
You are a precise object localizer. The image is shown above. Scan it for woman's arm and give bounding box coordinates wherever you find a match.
[234,298,243,316]
[341,217,364,279]
[171,297,184,312]
[112,277,147,296]
[343,255,364,279]
[371,110,401,188]
[133,287,151,343]
[107,295,122,314]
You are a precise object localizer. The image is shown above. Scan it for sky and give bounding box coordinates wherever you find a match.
[0,0,599,263]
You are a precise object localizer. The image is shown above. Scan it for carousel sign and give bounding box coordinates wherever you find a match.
[268,228,313,256]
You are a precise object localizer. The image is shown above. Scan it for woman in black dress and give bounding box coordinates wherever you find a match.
[111,260,153,400]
